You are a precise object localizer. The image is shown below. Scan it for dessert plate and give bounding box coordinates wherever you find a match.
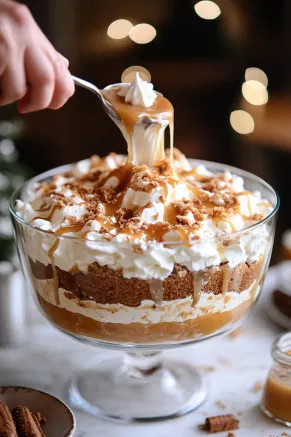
[0,386,75,437]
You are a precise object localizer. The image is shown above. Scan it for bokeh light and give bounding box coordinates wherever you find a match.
[245,67,268,88]
[230,110,254,134]
[194,1,221,20]
[129,23,157,44]
[107,19,133,40]
[242,80,269,106]
[121,66,151,83]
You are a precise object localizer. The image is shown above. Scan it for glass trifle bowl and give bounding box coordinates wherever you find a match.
[10,156,279,421]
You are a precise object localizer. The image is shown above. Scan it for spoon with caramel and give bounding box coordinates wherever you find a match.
[73,74,174,167]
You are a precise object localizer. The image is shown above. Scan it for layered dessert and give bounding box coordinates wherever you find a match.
[15,73,274,344]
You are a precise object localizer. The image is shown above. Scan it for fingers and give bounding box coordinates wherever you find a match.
[0,14,27,106]
[0,55,27,106]
[17,48,74,113]
[58,54,69,68]
[18,46,55,113]
[0,0,74,112]
[48,55,74,110]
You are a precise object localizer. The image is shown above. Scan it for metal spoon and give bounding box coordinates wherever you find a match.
[72,75,121,124]
[72,75,165,134]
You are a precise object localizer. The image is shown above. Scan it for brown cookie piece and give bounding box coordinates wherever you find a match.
[12,406,45,437]
[202,414,239,433]
[0,400,17,437]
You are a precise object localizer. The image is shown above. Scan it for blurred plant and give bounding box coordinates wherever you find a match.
[0,119,31,264]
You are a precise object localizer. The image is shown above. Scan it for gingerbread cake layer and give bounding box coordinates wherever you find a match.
[30,258,262,307]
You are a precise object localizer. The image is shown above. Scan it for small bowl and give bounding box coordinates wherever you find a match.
[0,386,75,437]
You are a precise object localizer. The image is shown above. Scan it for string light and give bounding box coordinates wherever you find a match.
[242,80,268,106]
[245,67,268,88]
[107,19,133,40]
[129,23,156,44]
[230,110,254,134]
[194,1,221,20]
[121,66,151,83]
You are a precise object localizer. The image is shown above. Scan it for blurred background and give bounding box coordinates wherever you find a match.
[1,0,291,264]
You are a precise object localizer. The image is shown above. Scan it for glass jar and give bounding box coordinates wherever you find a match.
[262,332,291,426]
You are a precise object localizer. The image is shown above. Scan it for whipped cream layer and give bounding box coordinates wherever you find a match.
[35,279,258,325]
[15,150,273,279]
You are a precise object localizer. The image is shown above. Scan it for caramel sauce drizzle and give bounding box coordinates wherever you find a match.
[192,271,204,306]
[222,264,232,296]
[102,87,173,136]
[102,86,174,167]
[143,222,172,242]
[163,205,177,227]
[48,224,85,304]
[148,279,164,307]
[101,163,133,193]
[32,204,61,223]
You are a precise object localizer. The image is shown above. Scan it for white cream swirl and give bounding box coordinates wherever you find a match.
[117,73,157,107]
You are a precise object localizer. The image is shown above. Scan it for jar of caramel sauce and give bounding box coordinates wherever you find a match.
[261,332,291,426]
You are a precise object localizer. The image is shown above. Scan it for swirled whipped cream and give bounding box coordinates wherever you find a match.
[15,149,274,279]
[117,73,157,107]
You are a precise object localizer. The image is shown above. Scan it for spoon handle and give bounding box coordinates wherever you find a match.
[72,75,121,123]
[72,75,102,98]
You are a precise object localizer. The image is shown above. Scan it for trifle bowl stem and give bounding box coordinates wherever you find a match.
[68,351,206,421]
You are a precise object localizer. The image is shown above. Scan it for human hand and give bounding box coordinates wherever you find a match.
[0,0,75,113]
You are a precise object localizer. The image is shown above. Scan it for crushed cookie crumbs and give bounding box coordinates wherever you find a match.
[30,151,270,241]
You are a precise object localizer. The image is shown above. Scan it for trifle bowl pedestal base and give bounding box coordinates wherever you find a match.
[68,352,207,422]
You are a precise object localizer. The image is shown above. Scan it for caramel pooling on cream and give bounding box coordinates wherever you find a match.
[103,85,174,167]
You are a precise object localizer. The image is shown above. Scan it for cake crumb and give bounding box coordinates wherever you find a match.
[215,400,226,410]
[200,414,239,433]
[250,380,264,393]
[227,433,236,437]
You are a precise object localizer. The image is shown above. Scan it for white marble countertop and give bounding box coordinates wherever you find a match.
[0,271,289,437]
